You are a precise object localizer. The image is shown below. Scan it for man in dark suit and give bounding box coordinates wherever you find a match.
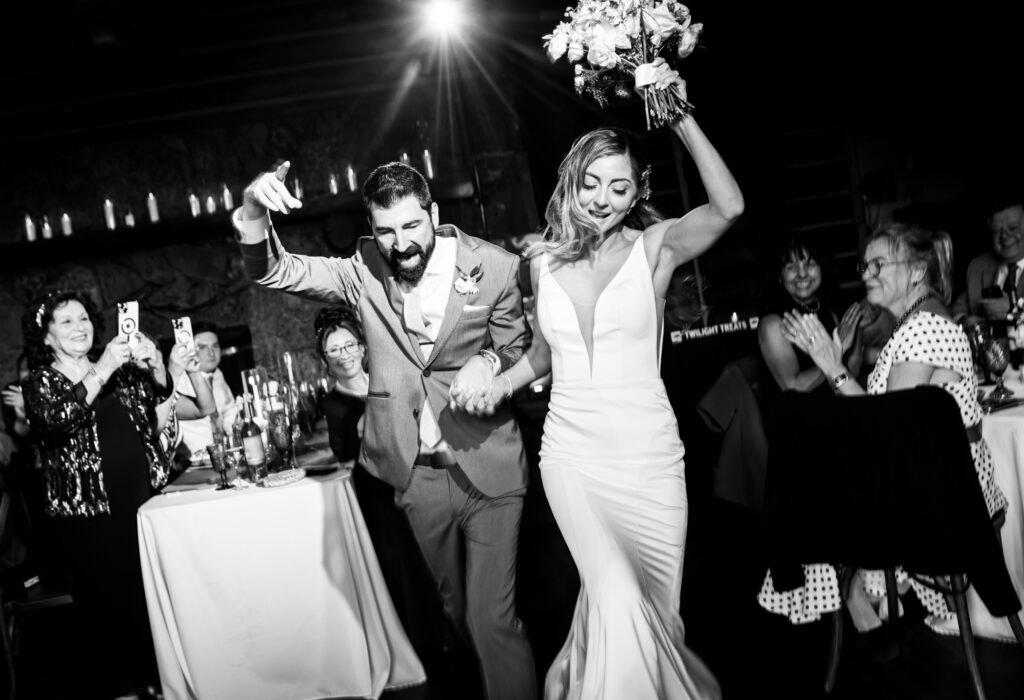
[232,161,536,700]
[952,195,1024,323]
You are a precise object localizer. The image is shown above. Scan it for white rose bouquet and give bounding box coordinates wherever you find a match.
[543,0,703,130]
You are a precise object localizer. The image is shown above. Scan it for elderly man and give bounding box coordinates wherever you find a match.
[952,195,1024,323]
[175,321,238,452]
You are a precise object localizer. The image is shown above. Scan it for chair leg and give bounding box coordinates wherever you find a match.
[884,568,901,654]
[1,604,16,700]
[824,566,856,693]
[825,608,843,693]
[1007,611,1024,651]
[951,573,987,700]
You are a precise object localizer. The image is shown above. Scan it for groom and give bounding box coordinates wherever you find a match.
[233,161,537,700]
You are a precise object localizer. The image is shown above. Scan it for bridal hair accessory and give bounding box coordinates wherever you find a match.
[544,0,702,130]
[639,165,652,200]
[454,264,483,296]
[35,303,46,327]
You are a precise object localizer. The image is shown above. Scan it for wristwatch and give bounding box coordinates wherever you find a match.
[831,371,850,391]
[478,349,501,376]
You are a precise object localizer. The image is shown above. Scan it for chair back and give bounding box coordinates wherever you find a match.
[764,386,1019,617]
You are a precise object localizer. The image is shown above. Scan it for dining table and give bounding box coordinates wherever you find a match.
[137,437,426,700]
[930,375,1024,642]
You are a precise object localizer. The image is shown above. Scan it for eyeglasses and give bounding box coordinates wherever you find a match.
[324,342,361,358]
[856,258,911,278]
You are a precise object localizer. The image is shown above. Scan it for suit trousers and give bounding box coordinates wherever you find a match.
[396,464,537,700]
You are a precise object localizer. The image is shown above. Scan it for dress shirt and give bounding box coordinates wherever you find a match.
[402,236,456,452]
[175,368,238,452]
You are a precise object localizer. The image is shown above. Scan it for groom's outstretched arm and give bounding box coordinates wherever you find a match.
[233,161,363,306]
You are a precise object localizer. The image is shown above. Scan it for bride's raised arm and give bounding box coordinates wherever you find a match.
[639,63,743,272]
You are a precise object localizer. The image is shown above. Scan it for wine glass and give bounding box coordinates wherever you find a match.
[963,320,991,383]
[206,443,233,490]
[983,338,1014,403]
[269,410,294,470]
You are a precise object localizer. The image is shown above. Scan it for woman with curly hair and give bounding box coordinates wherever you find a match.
[20,289,186,699]
[314,304,445,650]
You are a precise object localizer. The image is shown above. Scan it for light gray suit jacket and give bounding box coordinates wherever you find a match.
[951,251,1024,319]
[240,223,530,497]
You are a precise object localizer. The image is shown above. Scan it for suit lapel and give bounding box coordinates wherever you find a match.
[427,231,482,366]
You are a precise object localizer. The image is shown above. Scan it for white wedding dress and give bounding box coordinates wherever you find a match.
[537,234,721,700]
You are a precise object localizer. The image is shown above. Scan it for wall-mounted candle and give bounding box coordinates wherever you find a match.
[291,178,304,200]
[24,214,37,242]
[188,193,201,218]
[422,149,435,179]
[205,195,217,215]
[60,212,73,235]
[328,172,339,195]
[41,216,53,239]
[221,184,233,210]
[346,165,358,192]
[146,193,160,223]
[399,152,411,166]
[124,210,136,228]
[103,199,116,230]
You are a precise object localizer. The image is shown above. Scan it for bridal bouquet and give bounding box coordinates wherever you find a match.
[543,0,703,129]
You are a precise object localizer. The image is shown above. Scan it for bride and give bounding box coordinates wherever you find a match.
[452,60,743,699]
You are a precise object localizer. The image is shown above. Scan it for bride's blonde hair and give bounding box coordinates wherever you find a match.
[528,127,661,262]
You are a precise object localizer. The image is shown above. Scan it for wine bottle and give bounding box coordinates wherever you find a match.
[241,398,266,471]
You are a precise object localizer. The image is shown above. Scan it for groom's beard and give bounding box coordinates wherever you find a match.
[388,234,436,285]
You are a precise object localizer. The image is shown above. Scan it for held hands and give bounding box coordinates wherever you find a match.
[782,311,843,372]
[449,355,502,417]
[242,161,303,219]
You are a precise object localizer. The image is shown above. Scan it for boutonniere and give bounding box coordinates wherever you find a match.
[454,264,483,296]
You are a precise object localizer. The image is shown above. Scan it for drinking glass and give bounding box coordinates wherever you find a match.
[269,410,294,470]
[206,443,233,490]
[983,338,1014,403]
[963,320,990,383]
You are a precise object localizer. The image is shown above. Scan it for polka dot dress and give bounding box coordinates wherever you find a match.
[757,310,1008,625]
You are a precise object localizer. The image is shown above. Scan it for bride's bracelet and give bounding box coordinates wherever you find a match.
[500,373,514,400]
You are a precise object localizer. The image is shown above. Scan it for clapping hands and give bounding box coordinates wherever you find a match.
[781,311,843,371]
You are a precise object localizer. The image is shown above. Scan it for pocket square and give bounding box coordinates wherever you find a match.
[463,304,491,312]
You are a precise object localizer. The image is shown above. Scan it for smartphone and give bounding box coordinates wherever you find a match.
[172,316,195,354]
[117,301,140,348]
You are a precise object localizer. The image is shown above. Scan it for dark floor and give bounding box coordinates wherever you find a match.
[9,494,1024,700]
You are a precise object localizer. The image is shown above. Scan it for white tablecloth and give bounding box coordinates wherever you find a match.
[138,470,426,700]
[931,378,1024,642]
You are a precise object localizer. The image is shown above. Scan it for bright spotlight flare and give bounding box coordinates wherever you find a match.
[543,0,703,130]
[423,0,464,36]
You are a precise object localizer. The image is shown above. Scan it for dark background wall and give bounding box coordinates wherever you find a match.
[2,0,1022,384]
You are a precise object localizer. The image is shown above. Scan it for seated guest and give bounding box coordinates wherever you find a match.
[174,321,238,453]
[951,193,1024,323]
[758,237,860,394]
[155,336,218,468]
[315,305,444,649]
[757,223,1007,631]
[20,290,175,699]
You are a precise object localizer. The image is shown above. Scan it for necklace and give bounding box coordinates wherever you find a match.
[795,297,820,314]
[892,293,932,334]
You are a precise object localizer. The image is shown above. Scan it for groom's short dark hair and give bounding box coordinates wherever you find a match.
[363,162,432,213]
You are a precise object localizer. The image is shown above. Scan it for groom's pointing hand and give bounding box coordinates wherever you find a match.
[242,160,303,220]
